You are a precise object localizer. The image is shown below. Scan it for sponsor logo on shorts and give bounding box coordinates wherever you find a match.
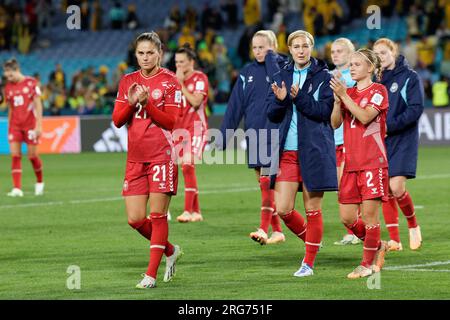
[371,187,378,195]
[159,182,166,190]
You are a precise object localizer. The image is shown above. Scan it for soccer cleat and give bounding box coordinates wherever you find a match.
[191,212,203,222]
[136,274,156,289]
[387,240,403,251]
[164,245,183,282]
[409,226,422,250]
[7,188,24,197]
[176,211,192,223]
[372,240,388,272]
[293,262,314,277]
[35,182,44,196]
[249,228,268,245]
[266,231,286,244]
[334,234,362,245]
[347,265,373,279]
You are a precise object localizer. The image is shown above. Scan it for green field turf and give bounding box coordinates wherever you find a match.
[0,147,449,300]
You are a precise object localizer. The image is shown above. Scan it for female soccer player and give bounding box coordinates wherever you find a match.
[330,48,388,279]
[174,45,209,223]
[267,30,337,277]
[112,32,183,289]
[218,30,286,245]
[374,38,424,251]
[330,38,362,246]
[3,59,44,197]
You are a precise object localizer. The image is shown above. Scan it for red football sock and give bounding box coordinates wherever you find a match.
[259,176,273,233]
[192,191,201,214]
[270,190,283,232]
[345,208,360,235]
[382,195,400,242]
[396,191,418,229]
[362,224,381,268]
[29,156,43,183]
[128,217,174,256]
[280,209,306,241]
[11,155,22,189]
[146,213,169,278]
[304,210,323,267]
[182,164,197,213]
[345,216,366,240]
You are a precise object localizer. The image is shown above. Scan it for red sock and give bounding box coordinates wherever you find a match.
[259,176,273,233]
[146,213,169,278]
[382,195,400,242]
[11,155,22,189]
[29,156,43,183]
[362,224,381,268]
[396,191,418,229]
[192,191,201,213]
[345,216,366,240]
[345,208,360,235]
[182,164,197,213]
[270,191,283,232]
[129,217,174,256]
[280,209,306,241]
[304,210,323,267]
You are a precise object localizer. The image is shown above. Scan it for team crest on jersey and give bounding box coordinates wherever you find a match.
[371,93,384,106]
[123,180,129,191]
[22,87,29,94]
[390,82,398,93]
[187,83,194,92]
[151,89,163,100]
[360,97,369,108]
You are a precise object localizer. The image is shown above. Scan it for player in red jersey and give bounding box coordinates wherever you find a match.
[112,32,183,289]
[173,45,209,223]
[330,48,389,279]
[3,58,44,197]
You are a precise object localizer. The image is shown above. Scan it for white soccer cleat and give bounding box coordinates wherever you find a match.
[334,234,362,245]
[164,245,183,282]
[249,228,268,245]
[7,188,24,197]
[136,274,156,289]
[293,262,314,278]
[347,265,373,279]
[267,231,286,244]
[191,212,203,222]
[35,182,44,196]
[177,211,192,223]
[409,226,422,250]
[387,240,403,251]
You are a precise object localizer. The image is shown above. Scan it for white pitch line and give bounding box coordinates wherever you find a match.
[416,173,450,180]
[384,260,450,270]
[385,268,450,273]
[0,186,259,210]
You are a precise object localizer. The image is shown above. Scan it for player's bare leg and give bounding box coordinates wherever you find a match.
[390,176,421,250]
[27,144,44,196]
[7,142,23,197]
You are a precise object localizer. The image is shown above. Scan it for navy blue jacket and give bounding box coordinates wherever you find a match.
[218,51,288,168]
[381,55,424,178]
[267,58,337,192]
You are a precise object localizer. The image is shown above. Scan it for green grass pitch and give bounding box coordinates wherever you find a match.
[0,147,449,299]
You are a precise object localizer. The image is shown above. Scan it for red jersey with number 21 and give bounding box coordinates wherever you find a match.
[115,69,182,163]
[342,83,389,172]
[4,76,41,129]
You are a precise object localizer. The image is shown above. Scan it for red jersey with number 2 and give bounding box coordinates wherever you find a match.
[4,76,41,129]
[115,69,182,163]
[342,83,389,172]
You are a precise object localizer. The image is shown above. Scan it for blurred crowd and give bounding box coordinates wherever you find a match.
[1,0,450,116]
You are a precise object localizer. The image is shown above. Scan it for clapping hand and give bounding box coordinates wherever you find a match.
[271,81,287,101]
[290,83,300,99]
[330,76,347,98]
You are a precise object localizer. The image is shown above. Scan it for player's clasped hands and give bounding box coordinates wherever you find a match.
[330,76,347,99]
[128,82,149,107]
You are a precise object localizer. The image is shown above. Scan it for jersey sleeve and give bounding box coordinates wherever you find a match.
[31,79,42,98]
[367,85,388,112]
[163,77,182,108]
[112,76,134,128]
[193,73,209,96]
